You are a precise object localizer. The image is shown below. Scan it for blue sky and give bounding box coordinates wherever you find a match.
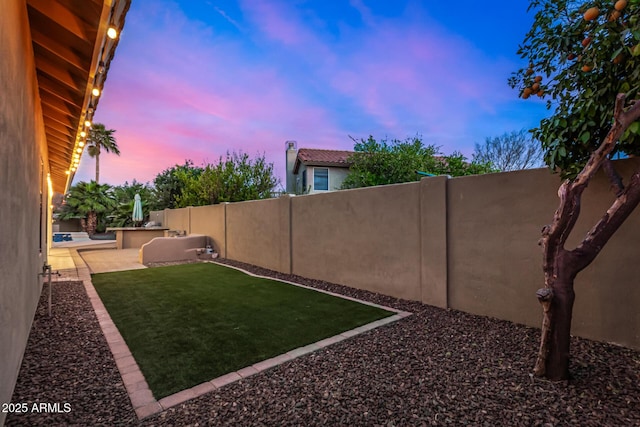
[75,0,550,187]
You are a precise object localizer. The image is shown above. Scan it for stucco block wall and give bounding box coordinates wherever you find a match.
[226,196,291,273]
[291,182,422,301]
[148,210,164,226]
[157,158,640,350]
[190,204,227,257]
[559,159,640,347]
[121,229,166,249]
[0,2,48,421]
[446,168,560,327]
[419,176,448,308]
[164,207,191,234]
[446,159,640,349]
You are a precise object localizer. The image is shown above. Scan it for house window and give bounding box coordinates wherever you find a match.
[314,168,329,191]
[302,169,307,193]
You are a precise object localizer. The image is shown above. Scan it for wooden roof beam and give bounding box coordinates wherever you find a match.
[28,0,92,42]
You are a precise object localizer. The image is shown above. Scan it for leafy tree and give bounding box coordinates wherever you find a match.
[511,0,640,380]
[87,123,120,184]
[58,181,115,235]
[341,135,493,189]
[152,160,203,209]
[473,130,545,171]
[108,180,154,227]
[176,152,279,207]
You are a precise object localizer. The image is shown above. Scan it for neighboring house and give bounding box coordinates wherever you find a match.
[285,141,354,194]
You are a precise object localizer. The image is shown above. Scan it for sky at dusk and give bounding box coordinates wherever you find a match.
[74,0,550,189]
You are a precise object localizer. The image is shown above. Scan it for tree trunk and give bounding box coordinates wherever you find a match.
[95,149,100,184]
[534,94,640,380]
[544,278,575,380]
[86,211,97,236]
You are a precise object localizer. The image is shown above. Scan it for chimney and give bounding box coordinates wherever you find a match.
[285,141,297,193]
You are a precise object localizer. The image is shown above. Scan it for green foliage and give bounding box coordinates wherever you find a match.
[511,0,640,178]
[152,160,203,209]
[86,123,120,183]
[341,135,494,189]
[473,130,546,171]
[58,181,115,234]
[175,152,279,207]
[108,180,155,227]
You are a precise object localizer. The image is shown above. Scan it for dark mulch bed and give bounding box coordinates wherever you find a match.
[8,260,640,426]
[6,281,137,427]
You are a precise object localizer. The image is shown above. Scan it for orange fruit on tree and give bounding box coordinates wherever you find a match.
[583,7,599,21]
[526,68,534,75]
[522,88,533,99]
[532,82,541,92]
[582,36,592,47]
[568,53,577,60]
[613,53,624,64]
[537,90,545,98]
[534,76,543,82]
[615,0,627,11]
[582,64,593,72]
[609,10,622,21]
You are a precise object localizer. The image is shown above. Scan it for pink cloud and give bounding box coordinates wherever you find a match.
[72,0,544,188]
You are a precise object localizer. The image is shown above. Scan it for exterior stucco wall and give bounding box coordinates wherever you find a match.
[157,158,640,350]
[446,168,559,327]
[148,210,164,226]
[190,204,227,257]
[419,176,448,308]
[164,207,191,234]
[226,196,291,273]
[291,182,423,300]
[293,165,350,194]
[327,167,349,191]
[0,2,49,422]
[120,229,166,249]
[446,159,640,349]
[551,159,640,347]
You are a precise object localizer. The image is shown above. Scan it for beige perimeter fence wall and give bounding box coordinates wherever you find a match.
[157,158,640,350]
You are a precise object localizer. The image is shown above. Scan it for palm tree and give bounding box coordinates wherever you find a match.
[61,181,115,235]
[87,123,120,183]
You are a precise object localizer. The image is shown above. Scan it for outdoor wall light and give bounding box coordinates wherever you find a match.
[65,170,70,175]
[97,62,106,75]
[92,88,100,97]
[79,141,85,147]
[76,148,82,153]
[85,120,92,128]
[80,131,86,137]
[107,26,118,39]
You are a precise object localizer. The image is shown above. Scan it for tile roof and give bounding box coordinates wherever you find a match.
[294,149,354,173]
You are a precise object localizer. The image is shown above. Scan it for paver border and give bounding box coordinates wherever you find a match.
[69,251,412,420]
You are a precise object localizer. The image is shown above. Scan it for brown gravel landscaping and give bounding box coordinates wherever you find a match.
[8,260,640,426]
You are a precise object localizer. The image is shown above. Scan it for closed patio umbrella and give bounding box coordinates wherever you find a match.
[132,193,143,225]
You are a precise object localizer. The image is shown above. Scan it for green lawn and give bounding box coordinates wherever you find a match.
[92,263,393,398]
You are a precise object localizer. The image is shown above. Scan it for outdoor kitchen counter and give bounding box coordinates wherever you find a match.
[106,227,168,250]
